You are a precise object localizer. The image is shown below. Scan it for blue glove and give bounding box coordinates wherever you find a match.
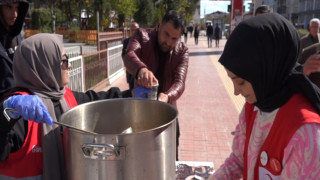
[3,95,53,125]
[133,86,152,99]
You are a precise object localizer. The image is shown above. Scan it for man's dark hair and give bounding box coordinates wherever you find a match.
[255,5,271,16]
[162,10,183,30]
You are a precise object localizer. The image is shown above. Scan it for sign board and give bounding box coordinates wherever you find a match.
[230,0,243,33]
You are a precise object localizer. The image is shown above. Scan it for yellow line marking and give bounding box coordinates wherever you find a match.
[203,41,245,113]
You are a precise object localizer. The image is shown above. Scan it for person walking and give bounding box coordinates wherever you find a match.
[297,18,320,87]
[123,10,189,160]
[214,23,220,48]
[183,25,188,43]
[212,13,320,179]
[193,24,199,45]
[206,23,213,48]
[189,25,193,38]
[0,0,29,100]
[122,22,139,90]
[298,43,320,88]
[300,18,320,53]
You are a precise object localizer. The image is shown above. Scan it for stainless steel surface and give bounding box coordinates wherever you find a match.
[81,143,125,160]
[53,121,98,135]
[60,98,178,180]
[3,108,15,122]
[147,83,159,100]
[3,108,98,135]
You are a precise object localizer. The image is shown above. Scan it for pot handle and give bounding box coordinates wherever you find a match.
[82,143,125,160]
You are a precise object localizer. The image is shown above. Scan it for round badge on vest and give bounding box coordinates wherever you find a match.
[260,151,268,166]
[270,157,282,173]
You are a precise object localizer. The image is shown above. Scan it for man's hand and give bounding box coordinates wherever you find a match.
[303,54,320,76]
[137,68,158,88]
[158,93,168,103]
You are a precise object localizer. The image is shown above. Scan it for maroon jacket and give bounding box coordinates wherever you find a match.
[123,28,189,107]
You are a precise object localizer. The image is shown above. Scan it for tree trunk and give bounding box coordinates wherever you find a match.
[51,0,56,33]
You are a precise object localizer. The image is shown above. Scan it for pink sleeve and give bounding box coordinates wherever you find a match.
[281,124,320,179]
[211,108,246,179]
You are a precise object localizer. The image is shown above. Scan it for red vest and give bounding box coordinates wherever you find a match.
[0,88,77,179]
[243,94,320,180]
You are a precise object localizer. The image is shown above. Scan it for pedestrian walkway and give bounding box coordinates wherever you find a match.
[106,35,245,170]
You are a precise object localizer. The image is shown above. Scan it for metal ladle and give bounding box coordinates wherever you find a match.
[3,108,98,135]
[3,108,133,135]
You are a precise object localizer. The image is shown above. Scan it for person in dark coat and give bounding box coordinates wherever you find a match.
[183,25,188,43]
[122,22,139,90]
[189,25,193,38]
[214,23,220,48]
[299,18,320,54]
[206,24,213,48]
[193,24,199,45]
[298,42,320,88]
[0,0,29,100]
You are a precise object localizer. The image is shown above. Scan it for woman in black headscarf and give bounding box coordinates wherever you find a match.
[212,13,320,179]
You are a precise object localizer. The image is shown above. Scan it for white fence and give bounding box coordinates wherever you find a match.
[107,44,124,83]
[65,44,124,92]
[66,55,84,92]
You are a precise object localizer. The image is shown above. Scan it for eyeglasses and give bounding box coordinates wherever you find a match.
[61,54,69,69]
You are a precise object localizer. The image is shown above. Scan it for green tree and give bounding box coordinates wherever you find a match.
[110,0,137,27]
[179,0,198,25]
[157,0,198,26]
[133,0,153,28]
[93,0,112,30]
[31,8,51,32]
[151,2,166,27]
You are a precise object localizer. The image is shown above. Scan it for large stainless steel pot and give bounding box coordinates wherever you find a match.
[60,98,178,180]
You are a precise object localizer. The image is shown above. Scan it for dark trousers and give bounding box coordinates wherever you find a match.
[126,71,134,90]
[215,38,220,47]
[176,118,180,161]
[207,35,212,47]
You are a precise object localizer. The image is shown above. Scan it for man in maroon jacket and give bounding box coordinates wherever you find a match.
[123,10,189,160]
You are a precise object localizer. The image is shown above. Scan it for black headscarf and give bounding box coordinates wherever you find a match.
[219,13,320,114]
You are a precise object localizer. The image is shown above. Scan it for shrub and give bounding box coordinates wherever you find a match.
[297,28,309,37]
[31,8,51,31]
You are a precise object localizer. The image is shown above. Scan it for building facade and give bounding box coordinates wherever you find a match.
[298,0,320,28]
[260,0,319,28]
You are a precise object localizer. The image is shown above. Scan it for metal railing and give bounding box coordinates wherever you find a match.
[107,44,124,83]
[63,31,125,92]
[66,56,85,92]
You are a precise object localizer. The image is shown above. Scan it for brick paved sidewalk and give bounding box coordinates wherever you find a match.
[176,36,244,169]
[106,35,245,170]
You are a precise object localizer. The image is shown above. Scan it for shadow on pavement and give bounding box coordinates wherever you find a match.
[189,51,223,57]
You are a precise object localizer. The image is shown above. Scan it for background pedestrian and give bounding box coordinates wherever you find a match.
[0,0,29,100]
[206,23,213,48]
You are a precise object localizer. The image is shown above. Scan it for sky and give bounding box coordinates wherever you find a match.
[200,0,252,18]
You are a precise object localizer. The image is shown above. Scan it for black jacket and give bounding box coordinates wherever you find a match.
[0,0,29,100]
[206,25,213,36]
